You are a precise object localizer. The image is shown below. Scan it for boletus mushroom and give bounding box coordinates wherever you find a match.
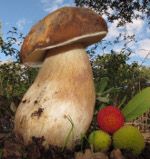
[14,7,108,148]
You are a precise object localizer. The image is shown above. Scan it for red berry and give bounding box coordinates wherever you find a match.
[97,106,125,134]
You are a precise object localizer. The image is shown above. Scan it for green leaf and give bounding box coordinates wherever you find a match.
[97,96,109,103]
[102,87,120,96]
[118,96,127,109]
[96,77,109,93]
[122,87,150,121]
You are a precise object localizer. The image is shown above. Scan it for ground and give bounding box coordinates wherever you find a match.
[0,96,150,159]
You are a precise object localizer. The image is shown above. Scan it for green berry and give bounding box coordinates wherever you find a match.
[88,130,111,152]
[113,125,145,155]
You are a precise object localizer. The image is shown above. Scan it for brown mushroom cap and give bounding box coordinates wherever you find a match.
[21,7,108,64]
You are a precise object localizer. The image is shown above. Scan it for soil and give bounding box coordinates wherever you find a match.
[0,96,150,159]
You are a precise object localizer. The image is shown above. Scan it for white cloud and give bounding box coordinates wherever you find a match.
[106,18,144,41]
[147,27,150,33]
[16,18,26,31]
[40,0,74,13]
[125,19,144,35]
[104,19,149,65]
[16,18,33,33]
[106,20,121,40]
[137,39,150,59]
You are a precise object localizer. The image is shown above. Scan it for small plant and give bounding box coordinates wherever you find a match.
[88,87,150,155]
[62,115,74,151]
[95,77,120,111]
[0,62,38,100]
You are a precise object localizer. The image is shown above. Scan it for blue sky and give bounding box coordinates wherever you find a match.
[0,0,150,66]
[0,0,74,36]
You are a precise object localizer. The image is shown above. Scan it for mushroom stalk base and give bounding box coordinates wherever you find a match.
[15,44,95,148]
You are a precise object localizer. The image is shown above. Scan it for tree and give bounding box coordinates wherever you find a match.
[75,0,150,26]
[0,27,38,100]
[92,51,150,106]
[0,27,24,62]
[0,62,38,100]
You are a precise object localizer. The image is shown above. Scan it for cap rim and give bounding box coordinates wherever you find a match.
[22,31,107,66]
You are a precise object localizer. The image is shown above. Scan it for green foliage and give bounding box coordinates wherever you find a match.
[95,77,120,111]
[96,77,110,104]
[0,27,23,61]
[140,66,150,84]
[92,52,147,106]
[0,62,38,100]
[122,87,150,121]
[0,27,38,101]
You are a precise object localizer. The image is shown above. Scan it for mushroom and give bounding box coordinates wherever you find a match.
[14,7,108,148]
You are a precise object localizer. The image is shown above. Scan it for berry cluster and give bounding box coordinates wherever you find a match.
[88,105,145,155]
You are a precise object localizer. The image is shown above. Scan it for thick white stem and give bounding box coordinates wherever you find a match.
[15,44,95,148]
